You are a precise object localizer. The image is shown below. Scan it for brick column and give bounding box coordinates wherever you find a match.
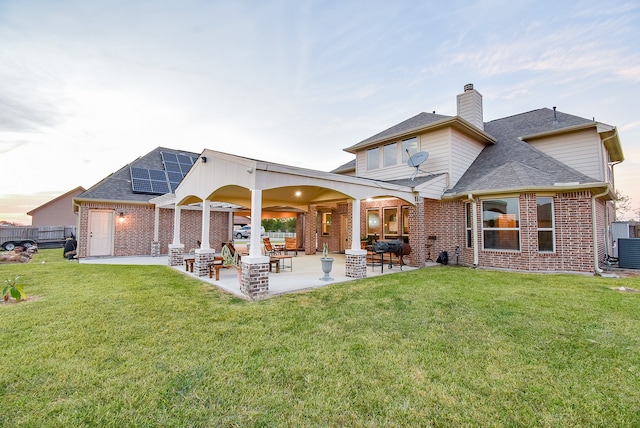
[168,243,184,266]
[151,241,160,257]
[345,249,367,278]
[240,260,269,300]
[195,248,215,277]
[409,199,426,267]
[304,205,317,255]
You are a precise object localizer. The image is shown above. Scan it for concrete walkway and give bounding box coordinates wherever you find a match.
[80,253,418,299]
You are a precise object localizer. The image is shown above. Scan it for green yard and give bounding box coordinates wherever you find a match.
[1,249,639,427]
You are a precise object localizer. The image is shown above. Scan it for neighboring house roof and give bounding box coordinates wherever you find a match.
[76,147,200,203]
[448,108,601,196]
[27,186,86,215]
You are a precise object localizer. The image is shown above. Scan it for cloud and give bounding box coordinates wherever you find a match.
[0,92,60,132]
[439,7,640,84]
[0,140,29,154]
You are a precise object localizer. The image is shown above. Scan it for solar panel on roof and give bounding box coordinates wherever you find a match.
[177,154,193,165]
[151,180,170,194]
[160,152,178,163]
[131,178,153,193]
[167,171,182,183]
[164,161,181,172]
[131,167,150,179]
[149,169,167,181]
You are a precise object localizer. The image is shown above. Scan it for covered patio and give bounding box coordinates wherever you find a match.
[153,150,421,300]
[80,252,421,299]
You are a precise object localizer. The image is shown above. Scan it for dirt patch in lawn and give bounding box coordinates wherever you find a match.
[610,287,639,293]
[0,295,43,306]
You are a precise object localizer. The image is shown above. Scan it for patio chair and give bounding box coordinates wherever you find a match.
[284,237,298,256]
[263,237,279,256]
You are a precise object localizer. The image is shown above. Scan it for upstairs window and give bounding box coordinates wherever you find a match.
[367,147,379,170]
[482,198,520,251]
[402,137,417,162]
[537,197,555,252]
[383,143,397,167]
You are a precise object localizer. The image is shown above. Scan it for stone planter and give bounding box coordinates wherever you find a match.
[320,257,334,281]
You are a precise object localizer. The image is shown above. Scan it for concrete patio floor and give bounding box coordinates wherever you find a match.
[80,253,419,299]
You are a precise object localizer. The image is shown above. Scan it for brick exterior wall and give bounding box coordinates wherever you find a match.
[449,192,600,273]
[408,199,426,268]
[77,202,230,258]
[79,190,608,274]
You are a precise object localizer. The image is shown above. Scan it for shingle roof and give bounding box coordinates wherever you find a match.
[330,159,355,174]
[344,112,451,152]
[449,108,597,194]
[77,147,200,202]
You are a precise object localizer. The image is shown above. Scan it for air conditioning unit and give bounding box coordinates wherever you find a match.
[611,221,630,258]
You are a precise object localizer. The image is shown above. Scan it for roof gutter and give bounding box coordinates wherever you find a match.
[442,182,612,200]
[592,186,610,275]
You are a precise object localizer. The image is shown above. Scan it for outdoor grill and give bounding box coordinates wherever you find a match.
[372,240,407,272]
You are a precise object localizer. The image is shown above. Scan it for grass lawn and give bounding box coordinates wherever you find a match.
[1,249,639,427]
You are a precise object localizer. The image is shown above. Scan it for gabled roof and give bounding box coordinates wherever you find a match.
[343,112,495,153]
[447,108,602,196]
[27,186,86,215]
[75,147,200,203]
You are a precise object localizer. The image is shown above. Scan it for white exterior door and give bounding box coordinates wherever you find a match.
[88,210,114,256]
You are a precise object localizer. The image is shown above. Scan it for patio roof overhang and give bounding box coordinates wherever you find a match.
[169,149,419,210]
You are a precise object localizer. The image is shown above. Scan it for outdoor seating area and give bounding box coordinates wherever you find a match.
[269,254,292,273]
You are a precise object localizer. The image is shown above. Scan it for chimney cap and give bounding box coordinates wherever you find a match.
[464,83,474,92]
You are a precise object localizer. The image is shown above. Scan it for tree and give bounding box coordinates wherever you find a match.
[614,189,632,220]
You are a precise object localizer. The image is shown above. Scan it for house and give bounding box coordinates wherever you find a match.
[73,84,624,299]
[27,186,85,227]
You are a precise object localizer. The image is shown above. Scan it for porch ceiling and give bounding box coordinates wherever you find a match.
[208,185,352,211]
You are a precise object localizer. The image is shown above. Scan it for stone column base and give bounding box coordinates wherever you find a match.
[345,249,367,278]
[168,244,185,266]
[239,258,270,300]
[195,249,216,277]
[151,241,160,257]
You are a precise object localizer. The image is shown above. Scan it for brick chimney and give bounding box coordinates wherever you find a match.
[456,83,484,130]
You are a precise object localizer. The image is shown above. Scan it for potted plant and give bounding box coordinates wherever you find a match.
[3,275,26,302]
[221,244,242,283]
[320,243,334,281]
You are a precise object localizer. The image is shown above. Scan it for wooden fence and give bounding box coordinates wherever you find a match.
[0,225,77,244]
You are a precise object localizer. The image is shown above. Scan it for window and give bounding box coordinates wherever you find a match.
[367,209,380,237]
[402,137,417,162]
[537,197,554,252]
[482,198,520,250]
[402,206,410,235]
[321,212,331,236]
[465,202,473,248]
[383,143,397,167]
[383,207,398,237]
[367,147,379,170]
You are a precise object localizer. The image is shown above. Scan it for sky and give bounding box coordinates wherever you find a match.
[1,0,639,225]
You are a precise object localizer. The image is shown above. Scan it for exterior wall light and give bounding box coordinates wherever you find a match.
[119,212,125,223]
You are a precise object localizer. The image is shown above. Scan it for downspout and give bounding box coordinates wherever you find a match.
[468,193,479,267]
[592,187,610,275]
